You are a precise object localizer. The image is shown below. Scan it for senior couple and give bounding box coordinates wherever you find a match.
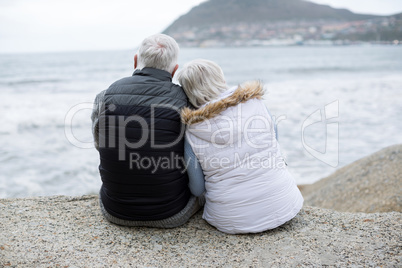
[91,34,303,234]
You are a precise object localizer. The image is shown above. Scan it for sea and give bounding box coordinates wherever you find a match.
[1,45,401,198]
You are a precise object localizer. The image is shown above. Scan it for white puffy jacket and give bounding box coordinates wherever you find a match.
[181,81,303,234]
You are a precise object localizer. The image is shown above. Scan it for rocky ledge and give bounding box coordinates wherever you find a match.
[300,144,402,213]
[1,145,401,267]
[1,198,400,267]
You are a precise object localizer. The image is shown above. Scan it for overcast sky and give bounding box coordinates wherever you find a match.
[1,0,401,54]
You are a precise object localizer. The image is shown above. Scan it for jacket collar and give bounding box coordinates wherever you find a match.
[132,67,172,82]
[181,80,264,125]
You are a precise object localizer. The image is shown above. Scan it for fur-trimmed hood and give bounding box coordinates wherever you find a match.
[181,81,265,125]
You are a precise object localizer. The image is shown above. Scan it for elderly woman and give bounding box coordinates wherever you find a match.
[178,59,303,234]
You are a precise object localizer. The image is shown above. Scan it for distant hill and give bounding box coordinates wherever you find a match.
[162,0,402,46]
[164,0,379,33]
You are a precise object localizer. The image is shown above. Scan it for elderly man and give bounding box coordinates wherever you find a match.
[91,34,201,228]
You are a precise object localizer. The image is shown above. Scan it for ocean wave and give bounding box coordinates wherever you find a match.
[2,78,64,86]
[279,66,367,74]
[1,46,401,198]
[14,122,90,133]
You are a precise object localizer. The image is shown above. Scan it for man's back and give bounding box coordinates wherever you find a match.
[94,67,190,221]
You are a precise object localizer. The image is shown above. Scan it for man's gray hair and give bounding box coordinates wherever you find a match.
[177,59,228,108]
[137,34,179,73]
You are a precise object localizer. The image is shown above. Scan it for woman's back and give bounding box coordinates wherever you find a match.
[182,82,303,234]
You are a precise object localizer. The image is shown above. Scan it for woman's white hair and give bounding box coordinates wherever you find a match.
[137,34,179,73]
[177,59,228,108]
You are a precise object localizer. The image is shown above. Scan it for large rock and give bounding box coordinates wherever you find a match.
[300,144,402,213]
[0,195,400,267]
